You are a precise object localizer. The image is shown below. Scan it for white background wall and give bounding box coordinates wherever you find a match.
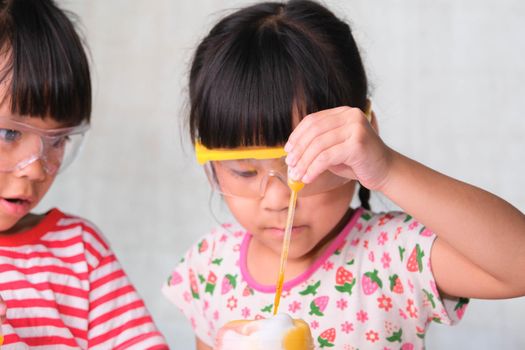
[41,1,525,348]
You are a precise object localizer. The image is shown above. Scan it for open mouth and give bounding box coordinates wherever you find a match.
[0,196,32,215]
[5,198,26,204]
[2,197,31,206]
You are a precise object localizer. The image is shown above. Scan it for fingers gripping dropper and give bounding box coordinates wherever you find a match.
[272,104,371,314]
[273,177,304,315]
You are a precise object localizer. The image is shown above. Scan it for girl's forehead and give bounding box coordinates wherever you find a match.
[0,97,65,130]
[0,77,65,130]
[4,115,65,130]
[0,49,12,85]
[0,53,13,115]
[0,82,12,116]
[20,116,65,130]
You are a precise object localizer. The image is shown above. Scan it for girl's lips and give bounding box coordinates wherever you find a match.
[265,225,306,238]
[0,197,32,216]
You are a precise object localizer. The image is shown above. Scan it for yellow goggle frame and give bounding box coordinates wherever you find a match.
[195,143,286,165]
[195,103,372,165]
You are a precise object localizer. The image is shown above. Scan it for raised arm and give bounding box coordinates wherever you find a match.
[379,150,525,298]
[285,106,525,299]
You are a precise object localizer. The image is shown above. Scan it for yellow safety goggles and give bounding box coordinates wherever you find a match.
[196,143,337,198]
[195,105,372,198]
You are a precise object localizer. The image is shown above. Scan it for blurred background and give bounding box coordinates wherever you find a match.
[41,0,525,348]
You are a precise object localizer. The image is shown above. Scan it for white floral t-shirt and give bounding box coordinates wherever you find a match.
[163,208,467,349]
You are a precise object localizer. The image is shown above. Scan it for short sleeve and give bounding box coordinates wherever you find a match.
[162,236,214,346]
[388,212,469,326]
[84,226,168,349]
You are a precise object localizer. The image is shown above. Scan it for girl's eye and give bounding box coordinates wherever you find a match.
[52,135,70,148]
[221,160,260,178]
[231,169,258,178]
[0,128,22,142]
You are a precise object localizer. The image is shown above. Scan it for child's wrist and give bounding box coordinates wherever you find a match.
[371,147,400,194]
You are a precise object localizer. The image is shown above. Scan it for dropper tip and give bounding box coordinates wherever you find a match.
[288,178,305,192]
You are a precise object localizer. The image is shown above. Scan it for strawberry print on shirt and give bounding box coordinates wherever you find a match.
[163,208,468,349]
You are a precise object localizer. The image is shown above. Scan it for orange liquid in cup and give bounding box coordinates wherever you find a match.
[215,314,313,350]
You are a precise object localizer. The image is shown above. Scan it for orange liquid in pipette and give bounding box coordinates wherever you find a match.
[273,180,304,315]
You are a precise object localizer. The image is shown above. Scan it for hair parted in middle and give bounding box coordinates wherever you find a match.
[189,0,368,149]
[188,0,371,209]
[0,0,91,126]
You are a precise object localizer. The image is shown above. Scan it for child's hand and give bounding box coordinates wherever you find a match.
[285,106,393,191]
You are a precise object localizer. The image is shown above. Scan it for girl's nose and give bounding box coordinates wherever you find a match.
[261,175,291,212]
[13,157,48,182]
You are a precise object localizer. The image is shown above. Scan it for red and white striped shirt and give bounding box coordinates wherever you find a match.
[0,208,168,349]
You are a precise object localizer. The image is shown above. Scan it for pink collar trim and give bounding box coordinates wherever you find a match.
[240,207,363,293]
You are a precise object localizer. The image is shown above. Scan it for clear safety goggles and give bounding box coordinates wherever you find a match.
[0,118,89,175]
[195,142,350,198]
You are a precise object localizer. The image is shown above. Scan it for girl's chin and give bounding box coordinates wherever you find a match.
[0,207,37,234]
[0,217,25,234]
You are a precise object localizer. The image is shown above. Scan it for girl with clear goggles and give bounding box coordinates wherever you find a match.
[0,118,89,175]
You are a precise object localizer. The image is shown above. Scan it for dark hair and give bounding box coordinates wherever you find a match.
[189,0,370,209]
[0,0,91,125]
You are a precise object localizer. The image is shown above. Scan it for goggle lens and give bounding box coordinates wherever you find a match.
[0,119,88,174]
[204,157,349,198]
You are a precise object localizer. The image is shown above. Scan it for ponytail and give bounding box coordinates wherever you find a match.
[358,184,371,210]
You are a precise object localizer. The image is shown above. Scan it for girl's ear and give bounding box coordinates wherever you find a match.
[365,98,379,135]
[370,110,379,135]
